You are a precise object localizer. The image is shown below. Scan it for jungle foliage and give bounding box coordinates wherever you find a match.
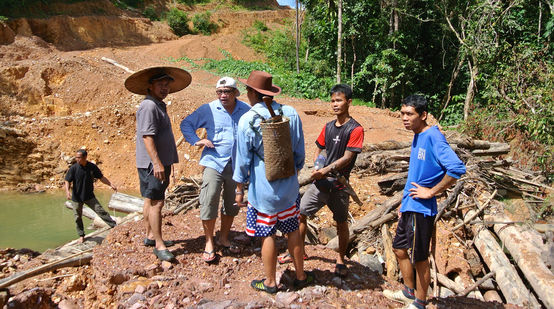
[242,0,553,177]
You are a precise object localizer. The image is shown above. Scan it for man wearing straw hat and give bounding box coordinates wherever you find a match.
[180,77,250,263]
[125,66,191,262]
[233,70,313,293]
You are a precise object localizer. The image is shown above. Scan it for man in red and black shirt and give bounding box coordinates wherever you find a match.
[280,84,364,277]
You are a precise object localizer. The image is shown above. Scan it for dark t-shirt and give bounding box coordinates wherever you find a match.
[65,162,103,203]
[315,118,364,179]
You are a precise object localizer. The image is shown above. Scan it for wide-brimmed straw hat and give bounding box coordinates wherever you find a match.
[125,66,192,95]
[238,70,281,96]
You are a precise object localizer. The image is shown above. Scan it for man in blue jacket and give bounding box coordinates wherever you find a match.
[233,70,313,294]
[181,77,250,263]
[383,95,466,309]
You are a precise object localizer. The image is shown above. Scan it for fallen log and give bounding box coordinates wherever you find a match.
[64,201,118,228]
[471,142,510,156]
[108,192,144,213]
[0,249,93,289]
[326,191,402,251]
[487,208,554,309]
[436,273,465,294]
[458,271,495,297]
[471,213,540,307]
[172,197,199,215]
[377,172,407,195]
[381,223,397,280]
[452,189,496,231]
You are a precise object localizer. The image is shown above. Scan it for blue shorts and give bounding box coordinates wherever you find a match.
[245,203,300,237]
[137,164,171,200]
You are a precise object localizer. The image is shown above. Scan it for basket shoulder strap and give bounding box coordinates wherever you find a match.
[248,111,264,162]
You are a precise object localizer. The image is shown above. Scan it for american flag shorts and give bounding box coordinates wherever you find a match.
[245,203,300,237]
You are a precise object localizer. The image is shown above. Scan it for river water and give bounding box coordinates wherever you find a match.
[0,190,123,253]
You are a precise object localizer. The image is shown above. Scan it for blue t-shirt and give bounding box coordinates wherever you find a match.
[180,99,250,174]
[233,100,305,214]
[400,126,466,216]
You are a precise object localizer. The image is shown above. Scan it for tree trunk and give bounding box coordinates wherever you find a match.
[336,0,342,83]
[295,0,300,73]
[470,210,541,307]
[108,192,144,213]
[488,209,554,309]
[463,59,478,120]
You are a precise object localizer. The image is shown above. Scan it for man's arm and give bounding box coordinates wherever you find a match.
[311,150,356,180]
[409,174,458,199]
[180,106,214,148]
[64,180,72,200]
[143,135,165,181]
[99,176,117,191]
[234,182,246,207]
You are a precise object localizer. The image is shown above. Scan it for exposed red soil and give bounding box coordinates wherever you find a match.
[0,2,522,308]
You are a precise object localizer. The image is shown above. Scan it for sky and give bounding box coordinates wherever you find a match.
[276,0,299,8]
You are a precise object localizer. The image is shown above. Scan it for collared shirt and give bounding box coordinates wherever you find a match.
[233,100,305,214]
[180,99,250,173]
[136,95,179,168]
[65,161,102,203]
[400,126,466,216]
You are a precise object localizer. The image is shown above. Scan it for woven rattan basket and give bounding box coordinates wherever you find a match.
[260,117,295,181]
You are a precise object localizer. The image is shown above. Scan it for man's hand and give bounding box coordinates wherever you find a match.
[235,193,247,207]
[195,139,215,148]
[408,182,435,199]
[152,162,165,182]
[66,192,72,200]
[110,184,118,191]
[311,169,326,180]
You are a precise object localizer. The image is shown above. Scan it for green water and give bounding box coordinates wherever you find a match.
[0,190,120,253]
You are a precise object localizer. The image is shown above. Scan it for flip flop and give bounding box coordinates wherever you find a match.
[153,248,175,262]
[144,238,175,247]
[251,279,277,294]
[278,252,308,264]
[218,242,241,255]
[203,250,217,264]
[334,263,348,278]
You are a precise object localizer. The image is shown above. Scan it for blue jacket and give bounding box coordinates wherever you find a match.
[180,99,250,173]
[401,126,466,216]
[233,100,305,214]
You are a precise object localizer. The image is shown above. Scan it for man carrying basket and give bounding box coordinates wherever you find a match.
[233,70,313,293]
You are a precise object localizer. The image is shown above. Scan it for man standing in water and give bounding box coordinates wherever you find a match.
[125,66,191,262]
[64,149,117,243]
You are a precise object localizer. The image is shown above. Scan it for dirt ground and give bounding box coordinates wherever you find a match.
[0,2,525,308]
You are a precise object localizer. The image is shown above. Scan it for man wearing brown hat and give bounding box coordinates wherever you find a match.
[125,66,191,262]
[233,70,313,293]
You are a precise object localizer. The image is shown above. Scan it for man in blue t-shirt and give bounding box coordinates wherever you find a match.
[383,95,466,309]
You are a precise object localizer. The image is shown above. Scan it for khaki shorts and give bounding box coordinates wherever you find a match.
[199,164,239,220]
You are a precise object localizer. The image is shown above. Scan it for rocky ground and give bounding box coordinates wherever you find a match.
[0,1,536,308]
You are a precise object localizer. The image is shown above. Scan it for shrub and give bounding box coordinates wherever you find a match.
[252,20,268,32]
[142,5,158,21]
[192,12,218,35]
[166,8,191,36]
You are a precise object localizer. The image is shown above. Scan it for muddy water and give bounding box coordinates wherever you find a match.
[0,190,120,252]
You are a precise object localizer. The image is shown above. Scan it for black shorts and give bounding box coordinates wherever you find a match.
[138,164,171,200]
[392,211,435,263]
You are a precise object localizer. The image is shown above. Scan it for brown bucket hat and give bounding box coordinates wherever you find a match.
[239,70,281,96]
[125,66,192,95]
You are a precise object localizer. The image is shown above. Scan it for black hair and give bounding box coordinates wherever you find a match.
[76,149,87,157]
[251,88,272,102]
[402,94,428,115]
[330,84,353,100]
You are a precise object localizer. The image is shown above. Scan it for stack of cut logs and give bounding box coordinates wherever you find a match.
[320,132,553,309]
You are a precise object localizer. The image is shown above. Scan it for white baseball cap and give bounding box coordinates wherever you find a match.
[216,77,240,96]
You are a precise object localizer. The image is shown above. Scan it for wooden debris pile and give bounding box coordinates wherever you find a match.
[165,177,201,214]
[307,135,553,308]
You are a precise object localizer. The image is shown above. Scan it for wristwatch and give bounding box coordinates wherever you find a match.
[235,189,244,195]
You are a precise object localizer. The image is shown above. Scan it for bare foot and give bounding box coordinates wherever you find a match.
[78,236,85,243]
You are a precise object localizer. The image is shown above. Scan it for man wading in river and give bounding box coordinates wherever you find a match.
[125,66,191,262]
[64,149,117,243]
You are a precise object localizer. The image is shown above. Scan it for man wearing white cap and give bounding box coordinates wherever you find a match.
[180,77,250,263]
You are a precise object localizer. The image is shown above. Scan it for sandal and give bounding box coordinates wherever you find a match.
[219,243,241,255]
[334,263,348,278]
[153,248,175,262]
[251,279,277,294]
[293,271,315,290]
[203,250,218,264]
[144,238,175,247]
[278,252,308,264]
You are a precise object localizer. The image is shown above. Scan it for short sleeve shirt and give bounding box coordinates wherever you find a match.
[136,95,179,168]
[65,162,103,203]
[315,118,364,179]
